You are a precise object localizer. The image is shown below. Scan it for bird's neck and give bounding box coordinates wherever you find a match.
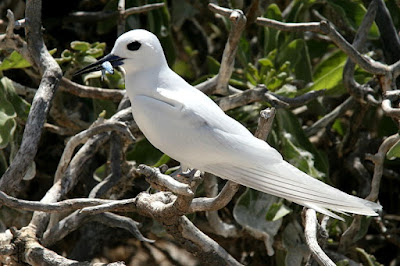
[124,65,169,100]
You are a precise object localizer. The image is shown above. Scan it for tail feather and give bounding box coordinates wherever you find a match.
[204,160,381,219]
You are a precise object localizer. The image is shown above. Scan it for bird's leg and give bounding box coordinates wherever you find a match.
[171,166,200,185]
[178,168,198,182]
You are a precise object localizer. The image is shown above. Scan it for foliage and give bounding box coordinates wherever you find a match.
[0,0,399,265]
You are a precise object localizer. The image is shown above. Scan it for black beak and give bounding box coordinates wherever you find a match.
[74,54,125,76]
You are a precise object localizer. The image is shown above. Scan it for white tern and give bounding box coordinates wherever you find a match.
[75,29,381,219]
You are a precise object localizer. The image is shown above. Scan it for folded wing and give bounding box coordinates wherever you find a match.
[200,130,381,220]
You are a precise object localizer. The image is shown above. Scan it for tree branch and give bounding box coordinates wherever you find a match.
[303,209,335,266]
[208,3,247,95]
[0,0,63,195]
[59,78,125,102]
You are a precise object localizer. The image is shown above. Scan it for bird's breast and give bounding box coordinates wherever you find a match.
[130,94,206,166]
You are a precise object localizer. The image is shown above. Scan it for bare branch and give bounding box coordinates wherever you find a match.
[339,133,398,251]
[208,3,247,95]
[189,181,240,212]
[203,173,239,238]
[89,134,124,198]
[65,2,165,23]
[303,209,335,266]
[171,216,242,266]
[256,18,321,32]
[305,97,356,137]
[255,107,276,140]
[0,190,113,212]
[80,197,139,215]
[42,211,152,247]
[0,0,63,195]
[365,133,400,201]
[256,17,389,75]
[217,85,325,111]
[343,0,380,105]
[137,165,194,197]
[370,0,400,64]
[382,98,400,119]
[55,120,135,183]
[123,3,165,17]
[59,78,125,102]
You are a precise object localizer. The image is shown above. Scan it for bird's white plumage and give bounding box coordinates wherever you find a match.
[109,29,381,219]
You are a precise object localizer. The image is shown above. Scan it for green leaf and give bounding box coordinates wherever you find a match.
[206,56,220,75]
[265,202,292,221]
[0,51,31,71]
[92,99,116,119]
[276,39,312,82]
[258,58,274,68]
[326,0,380,39]
[307,50,347,94]
[356,247,383,266]
[0,77,31,120]
[127,138,164,166]
[108,73,125,90]
[0,80,17,149]
[386,137,400,160]
[152,154,170,168]
[85,48,104,58]
[263,4,283,52]
[275,109,328,181]
[233,189,283,255]
[71,41,91,52]
[283,221,309,265]
[172,59,194,80]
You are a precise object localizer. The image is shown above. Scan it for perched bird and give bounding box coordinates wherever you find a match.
[75,29,381,220]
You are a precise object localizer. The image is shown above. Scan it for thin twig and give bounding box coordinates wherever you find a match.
[65,3,165,23]
[343,0,380,105]
[217,85,325,111]
[303,209,335,266]
[339,133,399,251]
[59,78,125,102]
[203,173,239,238]
[189,181,240,212]
[42,211,153,247]
[54,121,135,183]
[305,97,356,137]
[256,17,389,75]
[0,191,113,212]
[137,165,194,197]
[365,133,400,201]
[208,3,247,95]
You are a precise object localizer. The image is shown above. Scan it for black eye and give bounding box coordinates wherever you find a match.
[127,41,141,51]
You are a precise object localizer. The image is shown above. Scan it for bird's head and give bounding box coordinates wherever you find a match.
[74,29,167,76]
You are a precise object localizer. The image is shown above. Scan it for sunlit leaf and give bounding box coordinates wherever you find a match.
[71,41,91,51]
[307,50,347,94]
[265,202,292,221]
[0,51,31,71]
[386,137,400,160]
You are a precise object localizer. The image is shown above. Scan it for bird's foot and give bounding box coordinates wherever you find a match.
[177,168,198,182]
